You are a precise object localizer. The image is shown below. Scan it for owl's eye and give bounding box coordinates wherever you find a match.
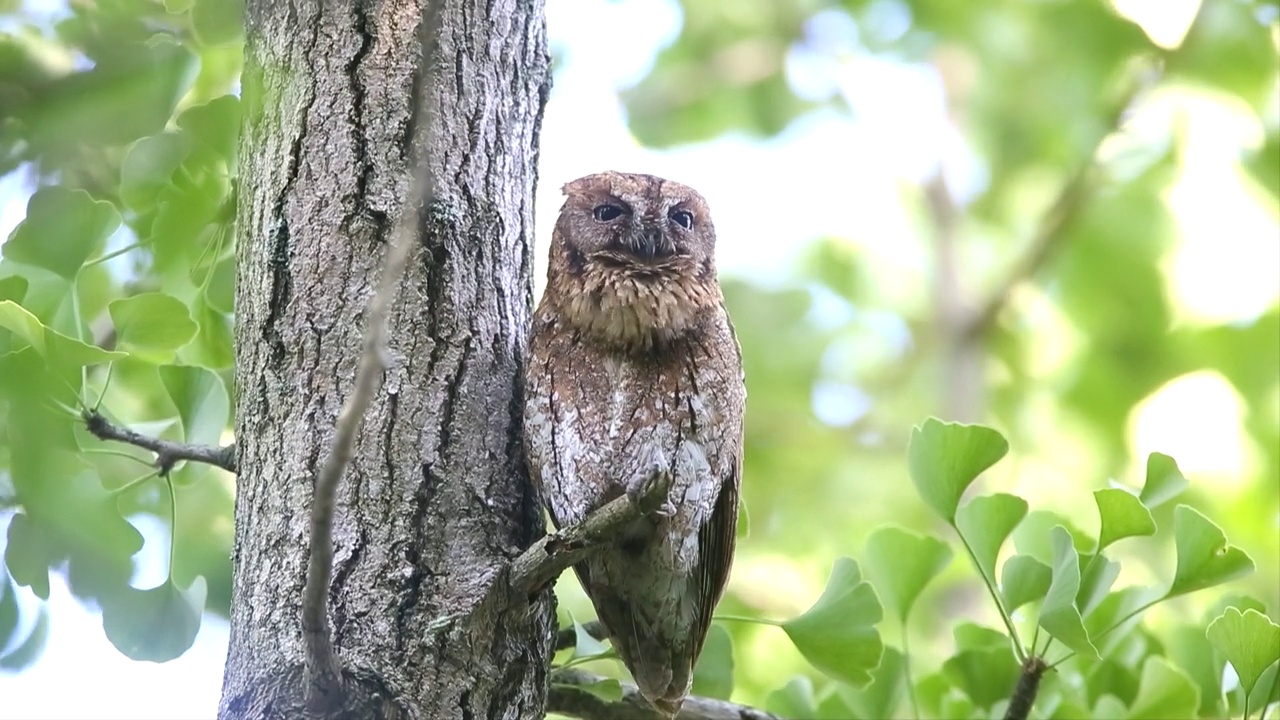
[669,209,694,230]
[592,204,625,222]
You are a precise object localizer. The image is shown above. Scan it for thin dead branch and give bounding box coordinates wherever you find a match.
[84,409,236,476]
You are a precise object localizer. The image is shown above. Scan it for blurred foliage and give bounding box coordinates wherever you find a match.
[0,0,1277,718]
[1,0,240,668]
[615,0,1280,716]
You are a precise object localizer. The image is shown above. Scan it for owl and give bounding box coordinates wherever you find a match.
[523,171,746,717]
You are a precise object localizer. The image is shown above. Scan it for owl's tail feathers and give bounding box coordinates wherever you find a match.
[598,611,692,719]
[645,695,685,719]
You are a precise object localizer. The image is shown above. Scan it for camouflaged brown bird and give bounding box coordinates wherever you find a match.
[523,171,746,717]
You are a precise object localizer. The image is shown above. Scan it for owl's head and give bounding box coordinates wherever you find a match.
[543,172,723,351]
[553,171,717,270]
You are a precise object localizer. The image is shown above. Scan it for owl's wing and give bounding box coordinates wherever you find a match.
[691,457,739,659]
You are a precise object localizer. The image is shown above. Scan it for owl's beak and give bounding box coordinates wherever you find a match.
[640,228,663,259]
[627,225,675,261]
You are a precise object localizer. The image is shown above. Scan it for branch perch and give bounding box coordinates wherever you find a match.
[84,409,236,476]
[510,472,671,596]
[549,668,781,720]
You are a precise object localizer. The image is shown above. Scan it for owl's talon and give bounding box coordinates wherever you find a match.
[627,443,672,514]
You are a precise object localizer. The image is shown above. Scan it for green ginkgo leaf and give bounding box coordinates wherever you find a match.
[0,300,126,367]
[177,96,241,165]
[1166,624,1227,718]
[1012,510,1090,567]
[1084,586,1161,646]
[955,493,1027,581]
[1140,453,1188,509]
[1039,526,1098,660]
[839,646,905,719]
[0,605,49,671]
[4,514,58,600]
[1087,658,1142,710]
[573,677,622,703]
[1094,488,1155,550]
[570,617,607,659]
[1168,506,1254,598]
[781,557,883,688]
[1076,553,1120,618]
[691,624,734,700]
[764,676,818,719]
[0,275,27,303]
[120,132,188,210]
[1001,554,1052,612]
[109,293,198,356]
[1249,663,1280,713]
[1206,607,1280,700]
[1124,655,1199,719]
[942,644,1020,710]
[159,364,230,448]
[3,187,120,280]
[192,0,246,49]
[187,300,235,369]
[0,576,16,646]
[864,525,952,624]
[61,470,147,552]
[907,419,1009,524]
[953,622,1008,651]
[101,576,207,662]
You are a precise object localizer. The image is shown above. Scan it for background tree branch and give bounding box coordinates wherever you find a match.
[549,668,782,720]
[954,62,1157,344]
[925,59,1157,422]
[956,169,1092,343]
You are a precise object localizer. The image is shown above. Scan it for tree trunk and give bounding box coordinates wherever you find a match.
[221,1,553,717]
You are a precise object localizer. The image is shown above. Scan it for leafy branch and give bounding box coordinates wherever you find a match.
[84,408,237,476]
[906,420,1262,720]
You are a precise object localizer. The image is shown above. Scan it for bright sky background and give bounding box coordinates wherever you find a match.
[1,0,1276,716]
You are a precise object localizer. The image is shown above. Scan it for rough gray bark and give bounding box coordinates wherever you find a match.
[222,0,553,717]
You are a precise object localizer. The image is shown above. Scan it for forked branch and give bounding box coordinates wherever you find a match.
[84,409,237,476]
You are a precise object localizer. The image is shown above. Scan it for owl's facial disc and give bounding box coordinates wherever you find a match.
[591,202,684,262]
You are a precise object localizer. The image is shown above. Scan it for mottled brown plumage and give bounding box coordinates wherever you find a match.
[523,172,746,717]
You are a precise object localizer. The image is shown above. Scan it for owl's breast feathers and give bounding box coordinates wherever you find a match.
[551,244,723,353]
[524,307,743,528]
